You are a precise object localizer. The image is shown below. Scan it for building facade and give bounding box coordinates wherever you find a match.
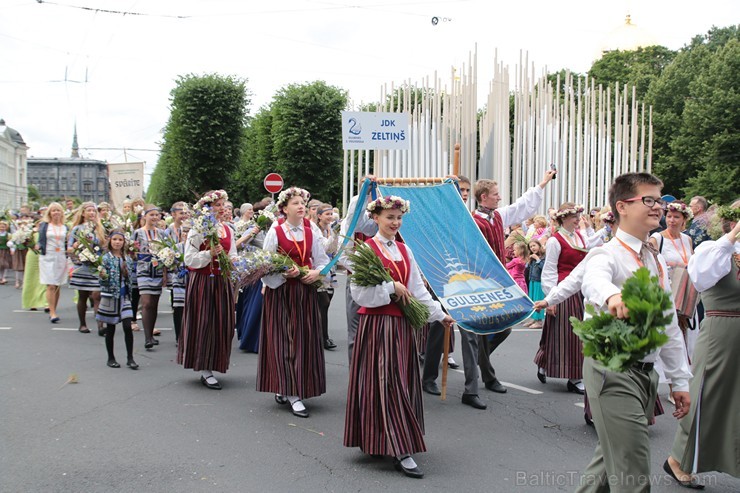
[0,119,29,209]
[27,157,109,203]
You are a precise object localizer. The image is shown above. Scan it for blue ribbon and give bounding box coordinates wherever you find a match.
[319,178,372,276]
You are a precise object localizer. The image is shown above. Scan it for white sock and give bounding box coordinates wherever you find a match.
[288,396,305,411]
[398,456,417,469]
[447,356,456,364]
[201,371,216,383]
[538,367,546,375]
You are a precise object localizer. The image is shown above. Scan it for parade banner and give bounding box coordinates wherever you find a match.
[376,181,534,334]
[341,111,410,150]
[107,162,144,209]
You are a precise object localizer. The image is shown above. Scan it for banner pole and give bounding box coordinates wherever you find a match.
[441,323,451,400]
[453,143,460,176]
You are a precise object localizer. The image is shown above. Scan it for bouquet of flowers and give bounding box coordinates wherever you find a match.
[234,218,255,238]
[151,235,184,270]
[571,267,671,372]
[189,205,232,280]
[8,220,34,251]
[255,209,276,230]
[73,228,106,279]
[231,249,279,290]
[347,240,429,329]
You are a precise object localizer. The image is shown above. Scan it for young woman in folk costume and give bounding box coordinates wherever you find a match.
[257,187,329,418]
[165,202,190,344]
[178,190,237,390]
[133,205,167,349]
[344,196,453,479]
[315,202,339,350]
[534,202,601,393]
[97,230,139,370]
[67,202,106,334]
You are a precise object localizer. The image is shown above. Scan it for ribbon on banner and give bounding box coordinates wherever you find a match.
[376,181,533,335]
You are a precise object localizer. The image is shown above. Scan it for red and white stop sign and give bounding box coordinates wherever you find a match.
[263,173,284,194]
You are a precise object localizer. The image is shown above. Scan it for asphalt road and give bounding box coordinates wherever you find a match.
[1,275,737,493]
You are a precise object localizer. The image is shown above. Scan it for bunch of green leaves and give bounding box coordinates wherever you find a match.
[571,267,672,372]
[347,241,429,330]
[270,252,324,289]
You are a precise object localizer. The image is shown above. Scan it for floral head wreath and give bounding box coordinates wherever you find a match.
[665,201,693,220]
[717,205,740,222]
[276,187,310,209]
[366,195,410,216]
[601,211,616,225]
[555,204,585,219]
[194,190,228,210]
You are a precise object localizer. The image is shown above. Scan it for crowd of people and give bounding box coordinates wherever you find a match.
[1,172,737,487]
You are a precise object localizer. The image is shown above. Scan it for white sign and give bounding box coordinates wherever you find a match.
[341,111,410,150]
[107,162,145,210]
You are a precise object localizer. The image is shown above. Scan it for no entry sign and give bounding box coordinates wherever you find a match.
[263,173,284,194]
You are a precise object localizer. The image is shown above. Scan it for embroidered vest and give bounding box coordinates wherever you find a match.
[191,225,232,275]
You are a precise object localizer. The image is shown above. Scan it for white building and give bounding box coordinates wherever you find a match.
[0,119,29,209]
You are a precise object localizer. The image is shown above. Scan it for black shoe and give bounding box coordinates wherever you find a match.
[662,459,705,489]
[152,338,159,346]
[98,326,107,337]
[461,394,487,409]
[79,326,90,333]
[291,401,309,418]
[422,383,441,396]
[484,379,507,393]
[144,340,154,349]
[50,317,60,324]
[126,359,139,370]
[393,457,424,479]
[200,375,222,390]
[324,338,337,350]
[537,369,547,384]
[567,380,585,395]
[585,413,594,427]
[275,394,288,405]
[44,307,51,313]
[107,359,120,368]
[447,359,460,369]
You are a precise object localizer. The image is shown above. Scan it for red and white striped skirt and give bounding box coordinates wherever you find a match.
[177,271,235,373]
[256,280,325,399]
[344,313,426,457]
[533,292,585,380]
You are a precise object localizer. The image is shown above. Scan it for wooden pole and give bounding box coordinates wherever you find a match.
[453,143,461,176]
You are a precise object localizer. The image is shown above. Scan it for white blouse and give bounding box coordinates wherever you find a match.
[261,220,329,289]
[349,233,446,323]
[184,225,237,269]
[651,231,693,272]
[687,235,740,293]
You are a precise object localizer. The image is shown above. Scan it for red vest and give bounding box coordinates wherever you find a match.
[191,225,232,275]
[554,230,587,282]
[473,210,506,263]
[275,218,313,268]
[358,238,410,318]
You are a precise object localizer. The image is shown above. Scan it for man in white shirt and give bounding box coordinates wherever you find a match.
[575,173,692,492]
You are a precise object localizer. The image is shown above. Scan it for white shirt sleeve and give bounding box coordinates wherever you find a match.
[260,224,285,289]
[544,260,586,307]
[498,186,545,229]
[580,248,622,311]
[687,236,736,292]
[541,237,561,295]
[184,231,214,269]
[309,222,329,271]
[584,228,606,249]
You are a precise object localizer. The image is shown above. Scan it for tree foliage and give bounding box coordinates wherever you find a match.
[147,74,250,207]
[589,46,677,100]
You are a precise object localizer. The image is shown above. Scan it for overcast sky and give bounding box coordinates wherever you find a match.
[2,0,736,186]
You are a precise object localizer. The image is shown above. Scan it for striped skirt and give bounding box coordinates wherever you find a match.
[533,292,584,379]
[170,272,188,308]
[96,291,133,325]
[344,314,426,457]
[256,280,325,398]
[12,248,27,271]
[177,271,235,373]
[69,264,101,292]
[0,249,12,270]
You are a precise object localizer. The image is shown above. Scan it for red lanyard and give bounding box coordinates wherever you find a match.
[615,237,665,288]
[373,237,408,283]
[663,231,688,265]
[286,224,307,264]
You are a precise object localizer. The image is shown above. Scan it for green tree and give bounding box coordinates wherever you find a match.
[589,46,677,100]
[269,81,347,204]
[230,108,274,204]
[148,74,250,207]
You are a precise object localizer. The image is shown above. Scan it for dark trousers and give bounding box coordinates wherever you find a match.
[317,290,334,345]
[477,328,511,384]
[345,280,361,365]
[423,321,480,396]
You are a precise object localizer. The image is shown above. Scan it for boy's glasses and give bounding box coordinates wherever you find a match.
[621,196,666,208]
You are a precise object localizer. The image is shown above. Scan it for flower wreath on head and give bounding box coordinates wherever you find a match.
[555,204,585,219]
[601,211,616,225]
[276,187,310,209]
[194,190,228,210]
[366,195,410,216]
[717,205,740,223]
[665,202,693,220]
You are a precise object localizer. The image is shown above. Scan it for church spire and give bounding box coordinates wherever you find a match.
[71,123,79,158]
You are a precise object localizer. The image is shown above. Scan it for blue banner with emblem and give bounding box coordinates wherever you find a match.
[376,181,533,335]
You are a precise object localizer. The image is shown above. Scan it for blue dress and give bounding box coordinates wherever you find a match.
[235,229,264,352]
